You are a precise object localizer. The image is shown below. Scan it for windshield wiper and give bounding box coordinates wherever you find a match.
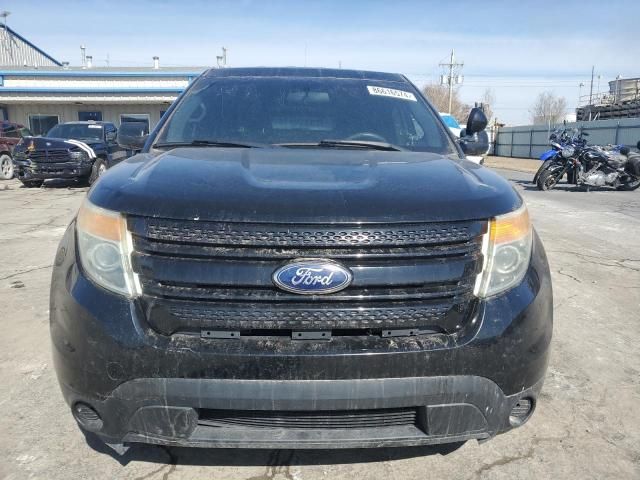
[277,139,405,151]
[153,140,265,149]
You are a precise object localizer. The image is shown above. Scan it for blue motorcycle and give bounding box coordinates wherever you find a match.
[533,128,587,185]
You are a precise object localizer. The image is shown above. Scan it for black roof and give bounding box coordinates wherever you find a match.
[203,67,407,82]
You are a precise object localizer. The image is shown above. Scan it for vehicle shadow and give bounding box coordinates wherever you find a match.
[42,179,89,189]
[510,179,588,192]
[17,178,89,189]
[83,432,465,467]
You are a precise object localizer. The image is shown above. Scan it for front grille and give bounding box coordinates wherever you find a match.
[129,217,486,337]
[28,148,72,163]
[198,407,419,429]
[144,221,477,247]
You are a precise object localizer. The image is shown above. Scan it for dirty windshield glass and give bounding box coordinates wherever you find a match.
[47,123,103,141]
[156,77,454,154]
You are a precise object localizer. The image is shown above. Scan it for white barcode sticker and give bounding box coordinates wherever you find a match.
[367,85,417,101]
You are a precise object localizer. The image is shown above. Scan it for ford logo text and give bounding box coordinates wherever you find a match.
[272,260,353,295]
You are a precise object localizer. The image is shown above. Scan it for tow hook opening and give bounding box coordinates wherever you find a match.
[72,402,104,432]
[509,397,535,427]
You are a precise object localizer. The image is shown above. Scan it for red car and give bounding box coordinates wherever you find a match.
[0,121,32,180]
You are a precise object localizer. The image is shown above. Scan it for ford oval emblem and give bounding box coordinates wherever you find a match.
[273,259,353,295]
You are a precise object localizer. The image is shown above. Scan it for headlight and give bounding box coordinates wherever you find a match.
[76,199,139,297]
[561,146,575,158]
[69,150,88,161]
[475,204,532,298]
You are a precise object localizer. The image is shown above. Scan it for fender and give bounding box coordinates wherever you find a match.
[539,149,558,161]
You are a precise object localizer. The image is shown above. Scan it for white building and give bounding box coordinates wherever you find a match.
[0,25,205,135]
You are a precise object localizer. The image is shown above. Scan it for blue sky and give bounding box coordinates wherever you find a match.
[5,0,640,124]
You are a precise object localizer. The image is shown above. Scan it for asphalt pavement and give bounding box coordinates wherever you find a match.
[0,168,639,480]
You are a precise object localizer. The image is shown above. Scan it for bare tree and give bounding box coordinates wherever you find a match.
[480,88,495,121]
[422,84,472,124]
[530,91,568,124]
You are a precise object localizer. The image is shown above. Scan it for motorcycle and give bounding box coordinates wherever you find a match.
[537,140,640,191]
[533,128,587,185]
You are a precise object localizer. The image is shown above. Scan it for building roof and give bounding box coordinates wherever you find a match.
[0,25,61,67]
[0,66,207,75]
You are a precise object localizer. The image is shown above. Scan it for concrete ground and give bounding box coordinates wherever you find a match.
[1,164,639,480]
[483,155,541,174]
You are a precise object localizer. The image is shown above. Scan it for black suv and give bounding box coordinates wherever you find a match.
[50,68,552,454]
[13,121,126,187]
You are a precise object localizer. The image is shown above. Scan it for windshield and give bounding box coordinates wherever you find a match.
[440,114,461,129]
[155,77,455,154]
[47,124,103,141]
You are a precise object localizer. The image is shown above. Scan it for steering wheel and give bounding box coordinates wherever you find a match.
[346,132,388,142]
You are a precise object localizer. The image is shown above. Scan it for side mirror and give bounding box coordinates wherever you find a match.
[458,107,489,156]
[117,122,149,151]
[637,140,640,151]
[465,107,488,135]
[105,130,117,142]
[459,130,489,156]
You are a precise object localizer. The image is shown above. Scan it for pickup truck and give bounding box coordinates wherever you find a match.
[50,67,553,454]
[12,121,126,187]
[0,121,32,180]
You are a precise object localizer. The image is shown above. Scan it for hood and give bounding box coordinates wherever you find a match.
[89,148,521,224]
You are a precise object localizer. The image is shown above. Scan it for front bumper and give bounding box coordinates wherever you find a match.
[13,159,92,180]
[61,376,544,449]
[50,223,553,449]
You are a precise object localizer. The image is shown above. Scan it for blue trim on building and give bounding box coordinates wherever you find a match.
[0,70,205,78]
[2,26,62,66]
[0,87,185,93]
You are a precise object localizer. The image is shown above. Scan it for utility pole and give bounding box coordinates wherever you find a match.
[0,10,10,29]
[439,49,464,115]
[1,11,11,57]
[589,65,594,105]
[216,47,227,68]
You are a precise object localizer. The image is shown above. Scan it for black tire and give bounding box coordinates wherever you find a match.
[88,158,107,185]
[20,179,44,188]
[537,168,561,191]
[0,153,13,180]
[533,160,553,184]
[616,177,640,191]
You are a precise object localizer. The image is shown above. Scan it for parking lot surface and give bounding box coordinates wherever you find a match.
[1,167,639,480]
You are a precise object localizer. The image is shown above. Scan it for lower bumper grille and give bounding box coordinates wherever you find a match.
[198,407,420,430]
